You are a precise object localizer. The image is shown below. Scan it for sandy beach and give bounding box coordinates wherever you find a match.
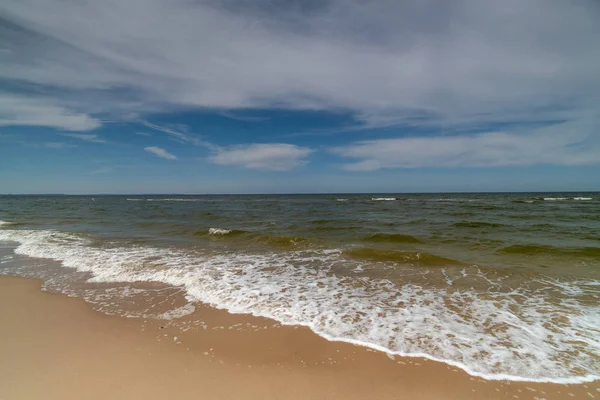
[0,275,597,400]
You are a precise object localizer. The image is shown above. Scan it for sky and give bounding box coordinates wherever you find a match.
[1,0,599,194]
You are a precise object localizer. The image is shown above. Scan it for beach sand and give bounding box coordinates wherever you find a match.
[0,275,597,400]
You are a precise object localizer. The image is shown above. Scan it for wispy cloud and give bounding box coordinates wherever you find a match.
[44,142,76,149]
[0,93,100,131]
[61,133,106,143]
[144,146,178,160]
[141,121,192,143]
[135,131,151,137]
[219,111,269,122]
[0,134,78,149]
[143,121,309,169]
[211,143,312,171]
[1,0,598,132]
[141,121,212,148]
[332,119,600,170]
[90,166,114,174]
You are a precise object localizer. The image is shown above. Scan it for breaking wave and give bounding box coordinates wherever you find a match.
[0,228,599,384]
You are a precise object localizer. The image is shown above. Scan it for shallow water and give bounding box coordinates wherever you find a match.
[0,193,599,383]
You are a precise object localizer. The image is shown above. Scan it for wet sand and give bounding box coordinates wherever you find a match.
[0,275,598,400]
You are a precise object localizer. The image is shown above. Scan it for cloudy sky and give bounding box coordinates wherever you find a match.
[1,0,599,193]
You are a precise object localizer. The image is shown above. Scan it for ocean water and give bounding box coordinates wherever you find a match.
[0,193,599,383]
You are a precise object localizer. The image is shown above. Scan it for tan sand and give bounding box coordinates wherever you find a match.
[0,275,598,400]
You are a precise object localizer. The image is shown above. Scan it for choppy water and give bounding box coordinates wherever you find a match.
[0,193,599,383]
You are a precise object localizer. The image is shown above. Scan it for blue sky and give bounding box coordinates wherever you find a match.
[1,0,599,194]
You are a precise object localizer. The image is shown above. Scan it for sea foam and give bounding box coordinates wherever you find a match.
[0,228,599,384]
[208,228,233,235]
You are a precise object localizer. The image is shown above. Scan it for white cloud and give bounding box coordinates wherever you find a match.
[135,131,151,136]
[1,0,598,131]
[0,93,100,131]
[90,166,114,174]
[0,134,77,148]
[219,111,269,122]
[144,146,177,160]
[141,121,212,147]
[141,121,192,143]
[44,142,76,149]
[332,119,600,170]
[0,0,598,173]
[211,143,313,171]
[61,133,106,143]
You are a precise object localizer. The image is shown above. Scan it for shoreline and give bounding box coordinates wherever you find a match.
[1,275,598,400]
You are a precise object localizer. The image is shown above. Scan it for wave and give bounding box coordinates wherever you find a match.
[208,227,234,236]
[1,228,599,384]
[336,198,348,202]
[430,198,479,202]
[344,247,461,266]
[371,197,397,201]
[313,227,361,233]
[452,221,505,229]
[498,244,600,257]
[195,228,309,248]
[0,220,19,227]
[127,198,201,202]
[195,228,246,237]
[310,219,339,224]
[257,235,309,248]
[541,197,593,201]
[361,233,423,244]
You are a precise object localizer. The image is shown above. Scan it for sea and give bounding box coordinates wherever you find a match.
[0,193,599,384]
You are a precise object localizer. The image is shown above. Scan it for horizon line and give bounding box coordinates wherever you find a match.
[1,190,598,196]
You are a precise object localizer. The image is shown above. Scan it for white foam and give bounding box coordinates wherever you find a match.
[574,197,593,201]
[1,228,599,384]
[150,198,201,202]
[336,198,349,202]
[544,198,568,201]
[153,304,196,320]
[0,220,16,227]
[208,228,232,235]
[371,197,397,201]
[431,198,478,202]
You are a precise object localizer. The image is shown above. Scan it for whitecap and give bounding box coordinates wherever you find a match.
[148,198,201,202]
[371,197,397,201]
[208,228,232,235]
